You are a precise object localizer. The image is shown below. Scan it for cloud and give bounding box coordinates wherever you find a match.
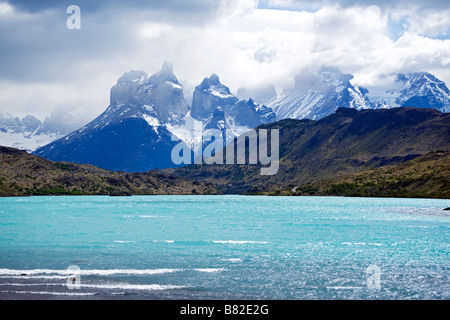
[7,0,222,15]
[0,2,13,14]
[392,8,450,37]
[0,0,449,121]
[265,0,450,11]
[265,0,450,37]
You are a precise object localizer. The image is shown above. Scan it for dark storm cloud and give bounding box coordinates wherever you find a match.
[8,0,220,14]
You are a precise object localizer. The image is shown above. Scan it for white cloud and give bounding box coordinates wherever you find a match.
[0,80,107,122]
[139,22,175,40]
[0,2,13,15]
[406,9,450,37]
[0,0,449,121]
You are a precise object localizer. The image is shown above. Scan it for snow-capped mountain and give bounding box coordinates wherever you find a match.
[267,67,373,120]
[267,68,450,121]
[26,63,450,172]
[34,66,276,171]
[101,61,188,127]
[168,74,276,153]
[0,113,66,152]
[191,74,275,128]
[368,72,450,113]
[191,74,238,120]
[34,62,191,172]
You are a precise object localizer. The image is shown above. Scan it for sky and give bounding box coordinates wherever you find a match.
[0,0,449,123]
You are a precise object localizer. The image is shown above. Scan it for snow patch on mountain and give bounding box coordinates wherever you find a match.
[0,130,62,152]
[367,72,450,113]
[0,112,69,152]
[267,67,373,120]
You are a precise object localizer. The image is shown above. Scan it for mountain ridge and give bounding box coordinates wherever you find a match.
[33,64,277,171]
[267,68,450,122]
[0,145,217,197]
[166,107,450,195]
[25,64,450,174]
[286,150,450,198]
[33,63,192,172]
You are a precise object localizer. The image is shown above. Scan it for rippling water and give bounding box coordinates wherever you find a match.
[0,195,448,299]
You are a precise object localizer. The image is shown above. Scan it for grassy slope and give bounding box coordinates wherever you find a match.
[0,146,217,197]
[282,151,449,198]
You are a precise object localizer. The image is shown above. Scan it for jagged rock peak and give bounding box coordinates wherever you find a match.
[199,73,223,89]
[160,61,174,75]
[208,73,220,85]
[117,70,148,85]
[148,61,179,84]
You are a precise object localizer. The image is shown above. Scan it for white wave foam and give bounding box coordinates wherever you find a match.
[194,268,225,273]
[0,290,96,296]
[341,242,382,246]
[122,215,163,218]
[1,283,186,290]
[80,283,186,290]
[153,240,175,243]
[326,286,363,290]
[0,267,225,277]
[221,258,243,263]
[212,240,269,244]
[0,275,65,280]
[114,241,140,243]
[1,283,60,286]
[0,268,181,276]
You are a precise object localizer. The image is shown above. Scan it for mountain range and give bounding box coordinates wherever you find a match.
[33,62,276,171]
[1,62,447,173]
[167,107,450,196]
[293,150,449,198]
[0,113,67,152]
[0,109,89,152]
[267,67,373,120]
[1,106,448,198]
[34,63,189,172]
[266,68,450,121]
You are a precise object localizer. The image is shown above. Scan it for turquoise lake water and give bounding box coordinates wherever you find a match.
[0,195,448,299]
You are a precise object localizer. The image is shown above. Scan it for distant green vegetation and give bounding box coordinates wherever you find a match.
[30,186,84,196]
[288,151,450,199]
